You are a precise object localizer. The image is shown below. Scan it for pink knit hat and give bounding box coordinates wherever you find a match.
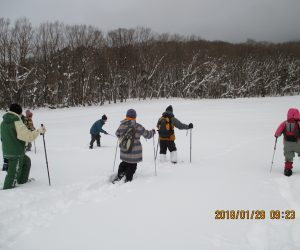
[25,109,33,118]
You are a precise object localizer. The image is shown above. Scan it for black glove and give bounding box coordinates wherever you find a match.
[188,123,193,129]
[104,131,108,135]
[2,162,8,172]
[152,129,156,134]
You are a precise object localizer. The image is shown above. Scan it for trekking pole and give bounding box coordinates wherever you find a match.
[107,133,117,138]
[34,140,36,154]
[113,138,118,172]
[41,124,51,186]
[153,135,157,176]
[270,137,278,173]
[190,129,192,163]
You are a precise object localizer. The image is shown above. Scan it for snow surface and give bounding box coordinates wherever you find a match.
[1,96,300,250]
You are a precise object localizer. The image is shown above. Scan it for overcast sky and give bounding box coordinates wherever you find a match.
[1,0,300,43]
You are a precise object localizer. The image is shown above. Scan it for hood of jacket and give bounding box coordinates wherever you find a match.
[162,110,174,118]
[287,108,300,121]
[120,119,136,127]
[2,111,21,125]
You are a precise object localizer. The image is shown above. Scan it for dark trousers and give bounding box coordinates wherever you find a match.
[117,161,137,182]
[159,140,177,154]
[90,134,101,147]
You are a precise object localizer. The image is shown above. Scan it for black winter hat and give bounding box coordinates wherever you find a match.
[166,105,173,113]
[102,114,107,121]
[9,103,22,115]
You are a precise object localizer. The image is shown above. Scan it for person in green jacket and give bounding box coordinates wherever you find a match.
[1,103,46,189]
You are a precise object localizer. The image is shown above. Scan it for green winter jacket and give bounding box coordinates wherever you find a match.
[1,111,39,158]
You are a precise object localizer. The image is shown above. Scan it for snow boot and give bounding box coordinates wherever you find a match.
[284,169,293,177]
[112,175,122,184]
[284,161,293,177]
[27,178,35,183]
[112,172,125,184]
[159,154,167,163]
[170,151,177,164]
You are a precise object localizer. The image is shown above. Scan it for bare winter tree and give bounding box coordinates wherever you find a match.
[33,21,65,106]
[0,18,11,107]
[4,18,34,107]
[0,17,300,109]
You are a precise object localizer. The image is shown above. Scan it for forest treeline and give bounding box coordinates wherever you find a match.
[0,17,300,108]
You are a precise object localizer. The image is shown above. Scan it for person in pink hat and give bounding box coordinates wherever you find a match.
[24,110,36,151]
[274,108,300,176]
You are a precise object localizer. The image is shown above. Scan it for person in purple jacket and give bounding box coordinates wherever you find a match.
[113,109,155,183]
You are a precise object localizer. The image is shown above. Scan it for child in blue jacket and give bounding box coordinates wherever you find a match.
[89,115,108,148]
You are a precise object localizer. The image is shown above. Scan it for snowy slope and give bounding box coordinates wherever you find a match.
[0,96,300,250]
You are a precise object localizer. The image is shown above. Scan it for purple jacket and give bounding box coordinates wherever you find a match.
[116,119,154,163]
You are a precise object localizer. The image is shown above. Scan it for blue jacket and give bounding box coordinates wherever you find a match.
[90,119,107,135]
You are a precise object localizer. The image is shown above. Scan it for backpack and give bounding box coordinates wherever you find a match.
[119,126,136,152]
[157,116,174,138]
[284,121,300,142]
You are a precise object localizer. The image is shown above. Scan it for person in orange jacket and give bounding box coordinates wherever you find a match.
[157,105,193,164]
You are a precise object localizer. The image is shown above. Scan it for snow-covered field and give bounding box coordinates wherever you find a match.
[1,96,300,250]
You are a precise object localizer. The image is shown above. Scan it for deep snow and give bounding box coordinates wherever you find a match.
[0,96,300,250]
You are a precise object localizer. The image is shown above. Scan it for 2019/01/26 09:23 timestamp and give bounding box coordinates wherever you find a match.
[214,210,296,220]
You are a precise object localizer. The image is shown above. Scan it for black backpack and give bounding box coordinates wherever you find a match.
[157,116,174,138]
[284,121,300,142]
[119,126,136,152]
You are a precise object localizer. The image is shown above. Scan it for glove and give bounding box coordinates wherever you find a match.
[2,162,8,172]
[104,131,108,135]
[152,129,156,134]
[188,123,193,129]
[37,126,46,134]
